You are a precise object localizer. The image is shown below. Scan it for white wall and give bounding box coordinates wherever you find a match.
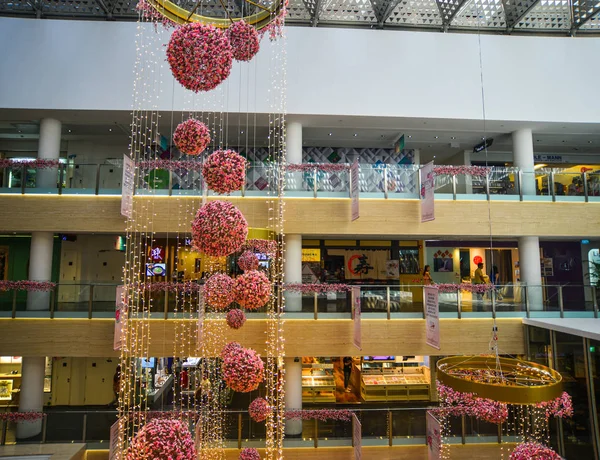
[0,18,599,124]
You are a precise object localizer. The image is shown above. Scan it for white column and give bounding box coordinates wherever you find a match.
[286,121,302,191]
[17,357,45,439]
[512,129,536,196]
[284,357,303,436]
[519,236,543,311]
[284,234,302,312]
[37,118,62,190]
[27,232,55,311]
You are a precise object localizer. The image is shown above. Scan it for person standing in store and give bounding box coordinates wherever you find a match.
[422,265,434,285]
[343,357,353,393]
[473,262,489,305]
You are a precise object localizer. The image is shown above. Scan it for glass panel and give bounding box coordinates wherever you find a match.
[56,284,89,313]
[44,411,84,442]
[391,409,426,441]
[98,163,124,194]
[63,164,97,194]
[359,410,388,439]
[85,412,117,441]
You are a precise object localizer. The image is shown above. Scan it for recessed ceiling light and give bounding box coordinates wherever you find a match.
[481,137,485,140]
[17,130,21,133]
[588,141,593,144]
[433,155,436,158]
[434,136,439,139]
[328,133,332,136]
[68,129,72,133]
[450,136,456,140]
[241,130,244,134]
[109,128,112,132]
[408,135,412,138]
[353,133,357,137]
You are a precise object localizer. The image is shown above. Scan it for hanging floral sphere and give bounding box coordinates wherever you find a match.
[202,149,247,194]
[239,448,261,460]
[221,341,242,359]
[226,20,260,62]
[248,397,270,422]
[222,343,264,392]
[173,119,211,156]
[204,273,235,310]
[191,201,248,257]
[509,442,561,460]
[125,419,196,460]
[234,270,271,310]
[238,251,259,272]
[226,308,247,329]
[167,23,233,92]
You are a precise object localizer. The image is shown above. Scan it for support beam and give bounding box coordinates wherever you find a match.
[502,0,541,32]
[571,0,600,32]
[302,0,323,26]
[369,0,401,27]
[434,0,468,31]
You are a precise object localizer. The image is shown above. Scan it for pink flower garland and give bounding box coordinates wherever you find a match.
[433,166,491,177]
[167,23,233,93]
[173,119,211,156]
[238,251,259,272]
[234,270,271,310]
[285,409,354,422]
[0,159,60,169]
[0,280,56,292]
[536,392,573,419]
[239,448,261,460]
[286,163,350,173]
[202,149,247,194]
[284,283,352,293]
[0,412,44,423]
[136,0,177,28]
[509,442,561,460]
[221,342,264,393]
[258,0,288,41]
[248,397,270,422]
[125,419,196,460]
[435,283,495,294]
[226,308,247,329]
[138,160,203,172]
[204,274,235,310]
[438,382,508,424]
[191,201,248,257]
[226,20,260,62]
[242,239,278,257]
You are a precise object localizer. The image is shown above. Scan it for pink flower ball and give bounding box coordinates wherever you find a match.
[167,23,233,92]
[204,273,235,310]
[226,308,246,329]
[202,149,247,194]
[248,397,270,422]
[239,448,261,460]
[234,270,271,310]
[238,251,259,272]
[191,201,248,257]
[126,419,196,460]
[509,442,561,460]
[173,119,211,156]
[222,344,264,393]
[221,341,242,359]
[226,20,260,62]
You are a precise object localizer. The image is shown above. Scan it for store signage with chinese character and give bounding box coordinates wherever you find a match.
[302,248,321,262]
[150,246,164,262]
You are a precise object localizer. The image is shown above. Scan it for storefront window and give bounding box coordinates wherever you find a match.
[527,326,552,367]
[589,339,600,454]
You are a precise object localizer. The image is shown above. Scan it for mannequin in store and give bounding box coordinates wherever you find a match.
[422,265,434,285]
[343,357,353,392]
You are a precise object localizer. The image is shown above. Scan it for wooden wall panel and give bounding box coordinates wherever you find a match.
[0,318,524,358]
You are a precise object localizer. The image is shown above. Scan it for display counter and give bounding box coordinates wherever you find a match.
[0,373,21,407]
[361,366,430,402]
[302,367,335,403]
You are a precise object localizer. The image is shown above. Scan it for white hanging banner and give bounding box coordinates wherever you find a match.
[424,286,440,350]
[121,154,135,218]
[350,160,360,221]
[426,411,442,460]
[109,420,120,460]
[114,285,127,351]
[352,286,361,350]
[352,412,362,460]
[420,161,435,222]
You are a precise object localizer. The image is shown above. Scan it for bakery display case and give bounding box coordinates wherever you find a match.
[361,357,430,402]
[302,362,335,403]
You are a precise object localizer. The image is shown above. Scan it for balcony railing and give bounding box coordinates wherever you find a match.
[1,163,599,202]
[0,282,597,320]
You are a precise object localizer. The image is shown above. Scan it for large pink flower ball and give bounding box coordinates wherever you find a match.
[191,201,248,257]
[204,273,235,310]
[126,419,196,460]
[239,448,261,460]
[248,397,270,422]
[226,20,260,62]
[509,442,561,460]
[222,343,264,393]
[234,270,271,310]
[237,251,259,272]
[173,119,211,155]
[167,23,233,92]
[202,149,247,194]
[221,341,242,359]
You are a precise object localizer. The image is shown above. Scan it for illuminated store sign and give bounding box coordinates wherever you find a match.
[302,248,321,262]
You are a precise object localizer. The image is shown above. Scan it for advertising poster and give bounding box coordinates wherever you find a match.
[386,260,400,278]
[109,420,120,460]
[352,412,362,460]
[420,161,435,222]
[352,286,361,350]
[541,257,554,277]
[424,286,440,350]
[350,160,360,221]
[121,154,135,218]
[114,285,126,351]
[426,411,442,460]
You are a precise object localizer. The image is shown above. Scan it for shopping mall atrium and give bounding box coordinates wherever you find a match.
[0,1,599,459]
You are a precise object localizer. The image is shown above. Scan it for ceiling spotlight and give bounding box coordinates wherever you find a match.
[329,133,332,136]
[408,135,412,138]
[17,130,21,133]
[434,136,439,139]
[68,129,72,133]
[240,130,244,134]
[450,136,456,140]
[433,155,436,158]
[353,133,358,137]
[109,128,112,132]
[588,141,593,144]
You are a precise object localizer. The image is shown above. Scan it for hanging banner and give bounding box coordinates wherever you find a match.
[352,412,362,460]
[350,160,360,221]
[426,411,442,460]
[420,161,435,222]
[424,286,440,350]
[109,420,120,460]
[121,154,135,218]
[113,285,126,351]
[352,286,361,350]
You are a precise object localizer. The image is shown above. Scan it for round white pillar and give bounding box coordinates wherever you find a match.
[519,236,543,311]
[512,129,536,196]
[37,118,61,190]
[284,357,302,436]
[27,232,55,311]
[286,121,302,191]
[284,235,303,312]
[17,356,45,439]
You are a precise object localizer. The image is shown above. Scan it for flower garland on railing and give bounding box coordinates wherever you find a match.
[433,166,491,177]
[0,412,44,423]
[0,280,56,292]
[435,283,495,294]
[509,442,561,460]
[137,160,203,172]
[285,409,354,422]
[0,159,60,169]
[283,283,352,293]
[286,163,350,173]
[138,281,201,294]
[535,391,573,419]
[437,382,508,424]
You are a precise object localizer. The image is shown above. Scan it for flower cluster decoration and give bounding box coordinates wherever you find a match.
[242,239,278,257]
[138,160,204,172]
[226,20,260,62]
[0,280,56,292]
[248,397,270,422]
[286,409,354,422]
[125,419,196,460]
[284,283,352,293]
[191,201,248,257]
[204,274,235,310]
[433,165,491,177]
[0,159,60,169]
[239,448,261,460]
[221,341,264,393]
[536,392,573,419]
[173,119,211,156]
[437,382,508,424]
[435,283,495,294]
[234,270,271,310]
[0,412,44,423]
[167,23,233,92]
[258,0,288,41]
[286,163,350,173]
[136,0,176,28]
[238,251,259,272]
[509,442,561,460]
[226,308,247,329]
[202,149,247,194]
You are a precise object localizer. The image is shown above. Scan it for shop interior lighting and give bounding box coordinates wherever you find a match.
[534,164,547,170]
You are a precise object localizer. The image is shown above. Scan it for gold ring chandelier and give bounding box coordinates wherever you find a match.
[437,356,563,405]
